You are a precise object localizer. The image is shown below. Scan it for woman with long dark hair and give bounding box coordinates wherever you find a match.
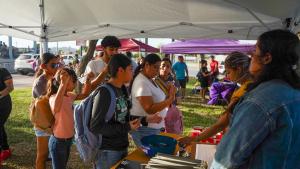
[32,53,60,169]
[0,67,14,161]
[129,54,176,147]
[211,29,300,169]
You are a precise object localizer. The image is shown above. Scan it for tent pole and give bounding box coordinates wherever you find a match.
[224,0,271,30]
[139,46,141,58]
[8,36,13,59]
[171,39,175,63]
[39,0,48,53]
[145,38,148,55]
[33,41,37,54]
[246,8,271,30]
[0,23,40,38]
[56,42,59,54]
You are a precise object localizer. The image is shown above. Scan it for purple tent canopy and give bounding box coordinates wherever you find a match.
[161,39,255,54]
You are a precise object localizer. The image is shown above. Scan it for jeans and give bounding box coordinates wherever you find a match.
[95,149,127,169]
[0,96,12,151]
[49,135,73,169]
[130,126,160,147]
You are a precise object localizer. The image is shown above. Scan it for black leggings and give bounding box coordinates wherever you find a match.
[0,96,12,151]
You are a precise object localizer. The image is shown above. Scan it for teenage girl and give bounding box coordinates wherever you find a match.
[179,51,252,144]
[32,53,59,169]
[47,68,92,169]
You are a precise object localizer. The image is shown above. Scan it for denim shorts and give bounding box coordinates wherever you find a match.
[34,128,51,137]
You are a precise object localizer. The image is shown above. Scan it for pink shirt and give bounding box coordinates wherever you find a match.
[49,93,76,138]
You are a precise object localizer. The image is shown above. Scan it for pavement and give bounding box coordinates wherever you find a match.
[12,74,34,88]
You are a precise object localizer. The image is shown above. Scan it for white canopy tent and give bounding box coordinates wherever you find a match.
[0,0,299,44]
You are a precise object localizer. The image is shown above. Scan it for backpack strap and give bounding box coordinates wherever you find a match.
[101,84,116,122]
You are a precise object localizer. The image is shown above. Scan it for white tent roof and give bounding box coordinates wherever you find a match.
[0,0,299,42]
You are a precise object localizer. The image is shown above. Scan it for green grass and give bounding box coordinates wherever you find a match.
[8,88,33,144]
[3,78,223,168]
[181,78,224,134]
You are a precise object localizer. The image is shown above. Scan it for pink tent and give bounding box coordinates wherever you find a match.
[96,38,159,53]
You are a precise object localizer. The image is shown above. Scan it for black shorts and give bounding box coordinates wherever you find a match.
[178,79,186,88]
[200,78,209,88]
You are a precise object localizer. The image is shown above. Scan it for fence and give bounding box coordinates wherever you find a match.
[0,59,15,73]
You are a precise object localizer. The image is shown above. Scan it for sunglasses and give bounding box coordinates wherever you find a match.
[50,63,61,69]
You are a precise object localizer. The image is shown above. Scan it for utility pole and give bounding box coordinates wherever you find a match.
[8,36,13,59]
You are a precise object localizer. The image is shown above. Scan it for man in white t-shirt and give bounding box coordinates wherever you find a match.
[84,36,121,90]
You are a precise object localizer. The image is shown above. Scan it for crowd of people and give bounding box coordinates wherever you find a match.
[196,55,221,102]
[181,29,300,169]
[0,29,300,169]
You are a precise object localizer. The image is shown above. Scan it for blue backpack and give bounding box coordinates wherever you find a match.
[74,84,116,164]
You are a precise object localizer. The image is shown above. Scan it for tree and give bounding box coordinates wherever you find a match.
[76,39,97,93]
[77,39,98,76]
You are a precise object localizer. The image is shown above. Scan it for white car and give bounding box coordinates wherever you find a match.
[62,55,81,66]
[14,53,39,75]
[218,61,225,74]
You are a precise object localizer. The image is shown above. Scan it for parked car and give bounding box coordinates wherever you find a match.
[62,54,82,66]
[14,53,39,75]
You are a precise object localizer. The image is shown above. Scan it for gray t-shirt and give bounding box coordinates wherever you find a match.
[32,74,48,98]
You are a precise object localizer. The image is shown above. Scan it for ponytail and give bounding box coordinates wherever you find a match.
[46,78,60,97]
[34,68,43,78]
[129,64,143,93]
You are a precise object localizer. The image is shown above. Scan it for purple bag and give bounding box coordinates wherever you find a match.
[207,82,237,105]
[165,104,183,135]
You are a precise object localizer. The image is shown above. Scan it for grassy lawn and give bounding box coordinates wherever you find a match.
[3,78,223,168]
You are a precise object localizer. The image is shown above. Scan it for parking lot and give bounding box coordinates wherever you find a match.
[12,74,34,88]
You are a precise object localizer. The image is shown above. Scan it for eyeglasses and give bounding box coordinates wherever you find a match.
[50,63,60,69]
